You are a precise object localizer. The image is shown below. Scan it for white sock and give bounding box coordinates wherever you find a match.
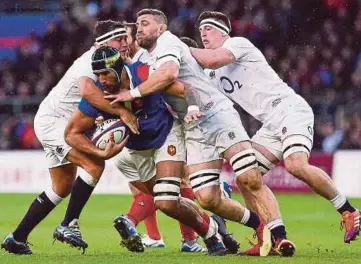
[45,188,63,205]
[240,208,251,225]
[79,172,99,187]
[205,217,218,239]
[330,192,347,210]
[266,219,284,230]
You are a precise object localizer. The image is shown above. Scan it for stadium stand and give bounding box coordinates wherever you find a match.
[0,0,360,151]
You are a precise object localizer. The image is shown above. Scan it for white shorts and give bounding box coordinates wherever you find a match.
[112,147,156,182]
[251,102,314,160]
[34,114,72,168]
[113,119,186,182]
[186,107,250,165]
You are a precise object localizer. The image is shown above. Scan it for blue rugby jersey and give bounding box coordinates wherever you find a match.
[78,61,174,150]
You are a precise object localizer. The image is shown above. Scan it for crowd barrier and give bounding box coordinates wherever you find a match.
[0,150,359,197]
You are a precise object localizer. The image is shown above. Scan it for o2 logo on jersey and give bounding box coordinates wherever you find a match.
[220,76,243,93]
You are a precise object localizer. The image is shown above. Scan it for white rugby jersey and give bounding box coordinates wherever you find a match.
[153,31,233,122]
[209,37,307,123]
[37,47,97,119]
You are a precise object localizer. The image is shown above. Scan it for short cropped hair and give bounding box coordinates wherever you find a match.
[136,9,168,25]
[124,22,137,40]
[197,11,231,31]
[93,20,125,39]
[180,37,198,48]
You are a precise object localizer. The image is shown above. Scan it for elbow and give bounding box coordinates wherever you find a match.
[64,128,75,147]
[165,69,178,84]
[207,60,219,69]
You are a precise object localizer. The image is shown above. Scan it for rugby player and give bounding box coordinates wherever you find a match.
[119,25,210,252]
[1,20,136,255]
[191,10,360,251]
[66,46,231,255]
[106,9,276,257]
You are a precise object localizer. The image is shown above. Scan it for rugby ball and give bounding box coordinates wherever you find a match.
[92,119,128,150]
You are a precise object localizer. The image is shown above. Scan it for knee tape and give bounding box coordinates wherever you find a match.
[153,177,181,201]
[189,169,220,193]
[229,149,258,176]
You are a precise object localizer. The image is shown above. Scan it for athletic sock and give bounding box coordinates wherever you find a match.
[179,188,196,241]
[127,193,157,227]
[240,208,261,230]
[330,192,356,214]
[13,190,62,242]
[61,176,97,226]
[266,219,287,240]
[144,211,162,240]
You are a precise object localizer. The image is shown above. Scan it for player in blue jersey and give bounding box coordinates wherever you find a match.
[62,46,229,255]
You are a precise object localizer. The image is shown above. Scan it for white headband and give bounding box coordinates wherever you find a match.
[199,18,230,35]
[95,28,127,45]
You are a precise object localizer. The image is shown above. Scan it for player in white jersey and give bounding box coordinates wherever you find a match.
[105,8,285,257]
[1,21,139,255]
[191,10,361,250]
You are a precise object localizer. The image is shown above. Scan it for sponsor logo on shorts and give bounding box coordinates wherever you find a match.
[228,132,235,140]
[282,127,287,134]
[209,70,216,79]
[308,126,313,135]
[202,101,214,111]
[272,98,282,108]
[167,145,177,156]
[56,146,64,155]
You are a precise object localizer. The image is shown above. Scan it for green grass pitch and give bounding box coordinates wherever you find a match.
[1,193,361,264]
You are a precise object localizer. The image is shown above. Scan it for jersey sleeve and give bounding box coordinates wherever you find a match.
[222,37,254,61]
[78,51,97,81]
[155,38,181,69]
[78,98,98,118]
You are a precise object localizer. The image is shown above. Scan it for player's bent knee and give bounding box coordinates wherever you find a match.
[284,156,308,179]
[196,191,221,212]
[230,149,258,177]
[189,169,220,193]
[154,199,178,215]
[236,169,263,191]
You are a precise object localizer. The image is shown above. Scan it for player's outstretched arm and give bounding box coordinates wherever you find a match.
[190,47,234,69]
[65,109,127,160]
[78,77,139,134]
[105,61,179,103]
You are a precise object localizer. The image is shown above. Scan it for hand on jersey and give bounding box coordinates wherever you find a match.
[184,108,204,124]
[105,90,133,105]
[101,133,129,160]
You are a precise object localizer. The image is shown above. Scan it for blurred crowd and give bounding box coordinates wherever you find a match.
[0,0,360,152]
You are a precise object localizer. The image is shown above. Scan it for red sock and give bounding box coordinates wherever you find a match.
[127,193,156,226]
[197,212,211,237]
[144,212,162,240]
[179,188,197,241]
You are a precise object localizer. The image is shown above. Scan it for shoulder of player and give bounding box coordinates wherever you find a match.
[223,36,253,47]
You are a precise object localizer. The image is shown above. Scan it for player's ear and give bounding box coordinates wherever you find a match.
[159,24,167,34]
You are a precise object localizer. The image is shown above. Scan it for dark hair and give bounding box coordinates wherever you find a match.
[124,22,137,41]
[180,37,198,48]
[136,9,167,25]
[93,20,125,39]
[198,11,231,32]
